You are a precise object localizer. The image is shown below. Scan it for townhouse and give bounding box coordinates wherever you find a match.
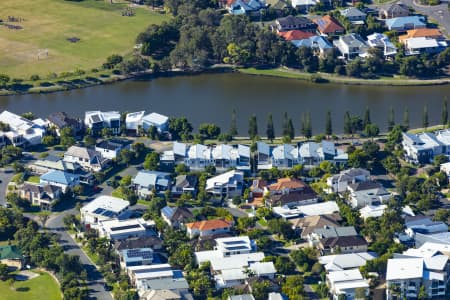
[402,130,450,164]
[205,170,244,198]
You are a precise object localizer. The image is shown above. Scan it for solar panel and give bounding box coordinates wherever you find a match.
[93,208,105,215]
[111,224,141,231]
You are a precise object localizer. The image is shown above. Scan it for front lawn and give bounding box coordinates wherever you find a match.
[0,271,61,300]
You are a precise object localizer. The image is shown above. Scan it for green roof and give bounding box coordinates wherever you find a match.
[0,245,22,260]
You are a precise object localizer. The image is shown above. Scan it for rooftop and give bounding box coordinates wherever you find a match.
[186,219,232,231]
[81,195,129,216]
[386,258,423,280]
[40,170,79,185]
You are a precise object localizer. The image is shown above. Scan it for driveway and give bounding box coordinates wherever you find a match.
[45,210,113,300]
[0,167,15,206]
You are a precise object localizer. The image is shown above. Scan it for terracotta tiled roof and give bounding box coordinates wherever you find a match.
[314,15,345,34]
[186,219,232,231]
[269,177,307,190]
[278,30,316,41]
[399,28,443,42]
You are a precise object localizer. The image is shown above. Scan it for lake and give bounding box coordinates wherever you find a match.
[1,73,448,134]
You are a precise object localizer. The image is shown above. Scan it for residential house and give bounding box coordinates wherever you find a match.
[120,248,154,269]
[185,219,233,239]
[226,0,266,15]
[379,2,410,19]
[228,295,255,300]
[29,155,80,175]
[0,110,46,146]
[319,235,368,255]
[403,37,447,56]
[270,144,299,168]
[386,245,449,300]
[95,138,132,160]
[186,144,212,170]
[333,33,369,59]
[195,236,275,289]
[256,141,271,169]
[47,112,82,136]
[127,264,190,295]
[292,36,334,57]
[0,245,23,270]
[319,252,377,272]
[385,16,426,31]
[326,268,369,300]
[114,236,163,252]
[291,0,319,11]
[278,30,316,41]
[142,112,169,133]
[366,33,397,57]
[359,204,415,220]
[314,15,345,36]
[64,145,108,172]
[346,181,391,208]
[125,111,145,133]
[275,15,317,33]
[40,170,80,193]
[84,111,121,135]
[326,168,370,194]
[298,141,347,166]
[340,7,367,25]
[308,226,358,247]
[80,195,130,227]
[404,216,449,247]
[140,289,182,300]
[161,206,194,229]
[399,28,445,43]
[272,201,340,220]
[265,177,318,207]
[290,214,342,239]
[401,131,450,164]
[171,175,198,197]
[98,218,156,240]
[17,182,62,210]
[440,161,450,180]
[205,170,244,198]
[212,144,251,172]
[132,171,171,199]
[266,0,290,14]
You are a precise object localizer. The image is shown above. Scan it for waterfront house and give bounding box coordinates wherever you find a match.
[95,138,132,160]
[256,141,271,169]
[17,182,62,210]
[98,218,156,241]
[291,36,334,57]
[142,112,169,133]
[171,174,198,197]
[403,37,447,56]
[265,177,318,207]
[226,0,266,15]
[347,181,391,208]
[125,111,145,134]
[132,170,171,199]
[47,112,82,136]
[271,144,299,168]
[385,16,426,31]
[275,15,317,32]
[185,219,233,239]
[326,168,370,194]
[379,2,410,19]
[366,33,397,57]
[64,145,108,172]
[399,28,445,43]
[401,130,450,164]
[333,33,369,59]
[340,7,367,25]
[84,111,121,135]
[40,170,80,193]
[205,170,244,198]
[161,206,194,229]
[0,110,46,147]
[80,195,130,227]
[314,15,345,36]
[327,268,369,300]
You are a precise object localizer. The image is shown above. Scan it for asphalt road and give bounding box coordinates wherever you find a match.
[45,210,114,300]
[0,167,15,206]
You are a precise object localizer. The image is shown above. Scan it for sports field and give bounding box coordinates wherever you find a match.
[0,0,169,78]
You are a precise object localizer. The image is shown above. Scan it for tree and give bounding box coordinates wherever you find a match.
[103,54,123,69]
[132,142,146,158]
[442,99,448,126]
[282,112,289,137]
[266,114,275,142]
[168,117,193,141]
[83,135,96,147]
[143,152,160,170]
[119,149,134,166]
[60,127,75,148]
[198,123,221,139]
[403,108,410,131]
[248,115,258,139]
[325,110,332,136]
[355,287,367,300]
[364,123,379,138]
[275,256,295,274]
[42,135,56,146]
[344,111,352,135]
[363,106,371,128]
[423,104,429,129]
[433,208,450,222]
[229,109,238,137]
[38,211,51,229]
[0,74,10,89]
[287,118,295,140]
[21,112,35,120]
[302,112,312,139]
[0,263,9,280]
[282,275,305,300]
[388,107,395,131]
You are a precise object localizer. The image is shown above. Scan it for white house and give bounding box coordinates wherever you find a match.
[84,111,121,135]
[326,269,369,300]
[98,218,156,240]
[347,181,391,208]
[120,248,153,269]
[333,33,369,59]
[326,168,370,194]
[185,219,232,239]
[0,110,46,146]
[132,171,171,199]
[319,252,377,272]
[64,145,108,172]
[206,170,244,198]
[142,113,169,133]
[404,37,447,56]
[125,111,145,133]
[127,264,189,294]
[80,195,130,227]
[272,201,340,220]
[401,130,450,164]
[95,139,132,160]
[39,170,80,193]
[366,33,397,57]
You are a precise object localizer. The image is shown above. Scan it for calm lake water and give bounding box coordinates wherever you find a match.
[1,73,448,134]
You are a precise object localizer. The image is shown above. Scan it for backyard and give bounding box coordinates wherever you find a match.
[0,271,62,300]
[0,0,169,78]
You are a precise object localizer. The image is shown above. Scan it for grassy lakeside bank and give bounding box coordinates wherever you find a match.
[0,271,62,300]
[238,67,450,86]
[0,0,169,79]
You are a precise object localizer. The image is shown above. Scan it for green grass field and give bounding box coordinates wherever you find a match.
[0,272,61,300]
[0,0,169,78]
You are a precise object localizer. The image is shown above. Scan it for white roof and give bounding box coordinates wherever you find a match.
[319,252,377,271]
[126,111,145,123]
[386,258,423,280]
[216,236,253,252]
[143,112,169,126]
[423,255,448,271]
[334,279,369,292]
[238,144,250,157]
[292,0,317,6]
[210,252,265,271]
[188,144,210,160]
[81,195,129,214]
[249,262,276,275]
[173,141,187,157]
[272,144,297,160]
[212,144,233,160]
[418,242,450,255]
[406,37,439,49]
[220,268,246,281]
[273,201,339,218]
[195,250,223,265]
[206,170,243,190]
[268,293,284,300]
[98,218,155,236]
[257,141,270,155]
[102,111,121,120]
[327,269,363,284]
